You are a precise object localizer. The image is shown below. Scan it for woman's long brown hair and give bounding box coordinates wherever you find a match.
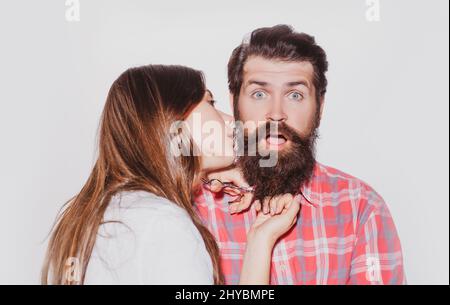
[42,65,224,284]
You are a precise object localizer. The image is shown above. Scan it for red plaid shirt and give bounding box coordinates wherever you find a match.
[194,162,406,285]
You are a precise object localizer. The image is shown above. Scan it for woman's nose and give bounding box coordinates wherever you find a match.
[219,111,235,137]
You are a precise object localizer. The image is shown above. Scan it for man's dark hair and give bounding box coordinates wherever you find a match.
[228,24,328,117]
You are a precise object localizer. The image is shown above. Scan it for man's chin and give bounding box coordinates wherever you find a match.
[239,143,316,202]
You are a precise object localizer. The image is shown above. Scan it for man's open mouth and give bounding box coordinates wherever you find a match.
[265,132,288,147]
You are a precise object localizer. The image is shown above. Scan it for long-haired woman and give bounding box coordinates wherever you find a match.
[42,65,299,284]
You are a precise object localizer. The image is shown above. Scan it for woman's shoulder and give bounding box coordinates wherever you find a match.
[87,191,212,284]
[101,190,198,239]
[108,190,188,218]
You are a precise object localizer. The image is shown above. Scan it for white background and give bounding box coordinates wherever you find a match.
[0,0,448,284]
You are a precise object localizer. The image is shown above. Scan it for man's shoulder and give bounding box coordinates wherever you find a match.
[315,162,387,211]
[315,162,363,181]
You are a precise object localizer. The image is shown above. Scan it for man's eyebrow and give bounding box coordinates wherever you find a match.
[286,81,310,88]
[244,80,311,89]
[244,80,269,88]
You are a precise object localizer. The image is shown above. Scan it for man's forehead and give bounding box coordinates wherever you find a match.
[242,56,314,84]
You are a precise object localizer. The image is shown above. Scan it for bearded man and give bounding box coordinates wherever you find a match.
[194,24,405,285]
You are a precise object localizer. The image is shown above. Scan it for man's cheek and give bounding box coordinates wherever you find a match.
[240,105,264,121]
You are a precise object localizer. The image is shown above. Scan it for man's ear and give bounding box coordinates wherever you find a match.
[317,96,325,126]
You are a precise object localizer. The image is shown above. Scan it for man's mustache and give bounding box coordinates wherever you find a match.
[236,121,306,155]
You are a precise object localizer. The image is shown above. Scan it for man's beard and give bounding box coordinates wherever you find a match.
[235,118,319,203]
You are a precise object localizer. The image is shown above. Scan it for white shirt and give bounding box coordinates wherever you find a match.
[84,191,213,284]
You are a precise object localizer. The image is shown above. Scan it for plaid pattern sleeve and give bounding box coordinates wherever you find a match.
[194,162,406,285]
[347,186,406,284]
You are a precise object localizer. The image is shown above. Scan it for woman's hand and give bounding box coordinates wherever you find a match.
[239,193,301,285]
[248,194,301,246]
[204,167,254,214]
[204,167,297,216]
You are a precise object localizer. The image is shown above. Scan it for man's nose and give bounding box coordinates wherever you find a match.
[265,97,287,122]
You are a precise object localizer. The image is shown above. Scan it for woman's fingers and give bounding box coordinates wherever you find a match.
[207,168,250,191]
[255,200,262,212]
[276,193,294,215]
[269,196,279,216]
[205,167,259,215]
[285,195,301,222]
[228,190,299,216]
[229,192,254,214]
[209,183,222,192]
[263,193,295,216]
[229,202,239,214]
[272,196,301,234]
[249,194,302,242]
[262,197,270,214]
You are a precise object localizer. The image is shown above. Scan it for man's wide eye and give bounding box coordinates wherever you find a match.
[252,91,267,100]
[288,92,304,101]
